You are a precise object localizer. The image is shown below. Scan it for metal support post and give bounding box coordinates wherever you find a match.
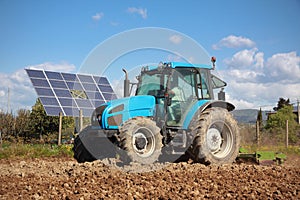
[79,109,83,132]
[58,112,62,146]
[286,120,289,148]
[297,100,300,125]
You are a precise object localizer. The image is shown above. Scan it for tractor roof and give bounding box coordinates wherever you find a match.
[146,62,213,71]
[170,62,213,69]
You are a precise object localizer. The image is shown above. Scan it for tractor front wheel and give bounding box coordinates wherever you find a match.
[191,107,240,165]
[119,117,163,164]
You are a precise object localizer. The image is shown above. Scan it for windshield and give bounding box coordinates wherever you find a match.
[136,70,169,97]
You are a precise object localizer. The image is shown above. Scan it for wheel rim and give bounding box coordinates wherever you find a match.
[206,121,233,159]
[132,127,155,157]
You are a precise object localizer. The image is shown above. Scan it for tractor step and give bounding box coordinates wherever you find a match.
[170,132,187,148]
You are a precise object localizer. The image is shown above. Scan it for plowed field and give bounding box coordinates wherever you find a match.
[0,157,299,199]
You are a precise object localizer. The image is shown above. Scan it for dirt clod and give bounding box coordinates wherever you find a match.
[0,157,299,199]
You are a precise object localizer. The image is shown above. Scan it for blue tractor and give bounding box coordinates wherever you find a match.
[73,58,240,165]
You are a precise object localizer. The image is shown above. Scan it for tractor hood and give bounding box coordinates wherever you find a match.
[99,95,156,129]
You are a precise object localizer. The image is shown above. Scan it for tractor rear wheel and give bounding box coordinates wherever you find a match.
[191,107,240,165]
[119,117,163,164]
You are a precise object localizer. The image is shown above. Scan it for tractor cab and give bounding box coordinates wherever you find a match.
[135,62,226,127]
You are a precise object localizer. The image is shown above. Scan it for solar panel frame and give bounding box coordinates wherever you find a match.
[26,69,117,117]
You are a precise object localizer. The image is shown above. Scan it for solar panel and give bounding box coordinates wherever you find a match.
[26,69,117,117]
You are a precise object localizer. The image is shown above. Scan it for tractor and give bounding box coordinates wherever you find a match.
[73,58,240,165]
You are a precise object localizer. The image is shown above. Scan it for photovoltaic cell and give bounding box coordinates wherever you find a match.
[31,79,50,88]
[44,106,63,116]
[75,99,93,108]
[53,89,72,98]
[45,71,63,80]
[39,97,59,106]
[26,69,117,117]
[85,91,104,100]
[102,93,117,101]
[58,98,76,107]
[49,80,68,89]
[97,77,110,85]
[98,85,114,93]
[82,83,97,91]
[35,88,55,97]
[77,74,94,83]
[61,73,77,81]
[26,69,46,79]
[66,82,83,90]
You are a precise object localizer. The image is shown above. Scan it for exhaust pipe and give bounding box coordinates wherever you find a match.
[122,68,130,97]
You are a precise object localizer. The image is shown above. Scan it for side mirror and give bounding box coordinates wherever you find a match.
[218,88,225,101]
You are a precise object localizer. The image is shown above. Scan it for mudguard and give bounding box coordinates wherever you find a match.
[183,100,235,129]
[102,95,156,129]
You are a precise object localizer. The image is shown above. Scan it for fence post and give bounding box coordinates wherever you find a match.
[297,100,300,125]
[256,120,260,146]
[286,120,289,148]
[0,131,2,149]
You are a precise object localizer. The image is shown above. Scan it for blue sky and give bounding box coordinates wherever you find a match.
[0,0,299,112]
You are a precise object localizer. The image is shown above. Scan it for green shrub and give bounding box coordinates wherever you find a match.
[0,142,73,159]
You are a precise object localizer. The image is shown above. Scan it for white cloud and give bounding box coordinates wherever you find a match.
[169,35,182,44]
[127,7,147,19]
[27,62,76,72]
[265,51,300,82]
[92,12,104,21]
[213,35,256,50]
[220,50,300,110]
[0,90,5,97]
[224,48,264,71]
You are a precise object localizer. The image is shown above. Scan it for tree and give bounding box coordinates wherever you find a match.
[273,97,291,111]
[29,98,75,142]
[257,108,263,130]
[266,105,299,144]
[0,111,14,141]
[15,109,31,139]
[29,99,59,141]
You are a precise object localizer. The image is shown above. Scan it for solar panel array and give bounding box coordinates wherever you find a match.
[26,69,117,117]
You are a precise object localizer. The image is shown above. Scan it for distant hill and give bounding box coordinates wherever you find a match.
[231,109,268,124]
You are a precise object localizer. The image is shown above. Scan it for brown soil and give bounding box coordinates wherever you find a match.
[0,157,299,199]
